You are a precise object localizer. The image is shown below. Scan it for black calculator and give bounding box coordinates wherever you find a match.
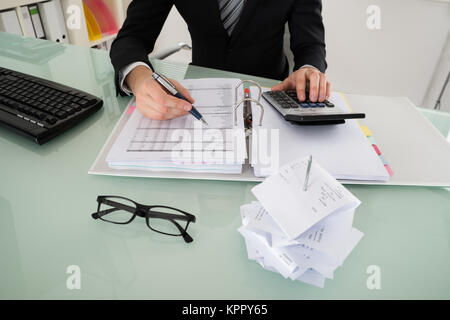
[261,90,365,125]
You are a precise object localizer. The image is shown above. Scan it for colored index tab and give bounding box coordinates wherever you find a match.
[127,104,136,114]
[372,144,381,155]
[384,164,394,177]
[360,125,372,137]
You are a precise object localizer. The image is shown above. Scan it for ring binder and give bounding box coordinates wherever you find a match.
[234,80,264,127]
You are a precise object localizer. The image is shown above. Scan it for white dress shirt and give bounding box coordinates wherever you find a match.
[119,62,319,95]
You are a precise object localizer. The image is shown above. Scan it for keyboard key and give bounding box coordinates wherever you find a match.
[45,116,57,125]
[5,75,18,81]
[69,102,81,110]
[37,112,47,120]
[56,110,68,119]
[71,104,81,112]
[49,108,59,116]
[62,106,75,115]
[30,109,39,117]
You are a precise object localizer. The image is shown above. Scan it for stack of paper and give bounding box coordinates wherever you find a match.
[238,157,364,287]
[106,78,247,174]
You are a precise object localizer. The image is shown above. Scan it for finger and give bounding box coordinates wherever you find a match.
[325,81,331,100]
[295,71,307,101]
[137,90,174,118]
[136,98,167,120]
[136,80,184,120]
[271,76,295,91]
[143,104,188,121]
[165,107,189,119]
[318,74,327,102]
[172,79,195,104]
[161,93,192,112]
[141,97,189,120]
[142,79,190,113]
[308,72,320,102]
[143,92,169,114]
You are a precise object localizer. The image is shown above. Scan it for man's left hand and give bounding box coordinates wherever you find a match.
[271,66,331,102]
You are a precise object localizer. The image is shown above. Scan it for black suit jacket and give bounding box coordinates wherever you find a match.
[110,0,327,95]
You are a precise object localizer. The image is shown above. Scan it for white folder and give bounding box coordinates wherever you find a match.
[89,81,450,186]
[21,6,36,38]
[38,0,68,43]
[28,4,46,39]
[0,10,22,36]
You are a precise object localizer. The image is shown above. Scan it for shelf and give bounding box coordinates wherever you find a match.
[0,0,48,11]
[1,0,129,49]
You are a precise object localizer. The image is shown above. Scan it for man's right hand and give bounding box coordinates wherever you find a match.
[125,65,194,120]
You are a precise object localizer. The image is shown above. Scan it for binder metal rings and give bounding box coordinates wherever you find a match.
[234,80,264,127]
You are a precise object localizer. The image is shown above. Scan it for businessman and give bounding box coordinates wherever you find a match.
[110,0,330,120]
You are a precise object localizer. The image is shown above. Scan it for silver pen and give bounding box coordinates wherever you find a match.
[152,72,209,126]
[303,155,312,191]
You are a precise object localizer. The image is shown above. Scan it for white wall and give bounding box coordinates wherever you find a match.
[423,32,450,111]
[322,0,449,111]
[146,0,450,111]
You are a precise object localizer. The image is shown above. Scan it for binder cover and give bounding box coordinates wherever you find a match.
[28,5,46,39]
[38,0,69,43]
[21,6,36,37]
[82,2,101,41]
[0,10,22,36]
[89,88,450,186]
[84,0,118,36]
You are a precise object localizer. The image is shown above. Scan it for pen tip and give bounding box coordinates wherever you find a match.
[200,118,209,127]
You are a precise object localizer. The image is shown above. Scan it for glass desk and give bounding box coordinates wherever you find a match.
[0,34,449,299]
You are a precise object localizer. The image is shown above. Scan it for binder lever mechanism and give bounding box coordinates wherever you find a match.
[234,80,264,127]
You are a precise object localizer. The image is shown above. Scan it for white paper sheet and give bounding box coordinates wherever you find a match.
[242,201,356,261]
[252,157,361,240]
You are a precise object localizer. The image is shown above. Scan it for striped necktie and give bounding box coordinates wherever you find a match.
[218,0,245,36]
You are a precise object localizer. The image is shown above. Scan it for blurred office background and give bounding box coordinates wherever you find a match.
[152,0,450,112]
[0,0,449,112]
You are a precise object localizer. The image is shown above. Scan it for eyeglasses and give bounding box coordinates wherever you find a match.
[91,196,196,243]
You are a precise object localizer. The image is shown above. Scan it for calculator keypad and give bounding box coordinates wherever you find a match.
[261,89,365,123]
[268,90,335,109]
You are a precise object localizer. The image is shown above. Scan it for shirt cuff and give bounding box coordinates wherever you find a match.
[119,62,152,95]
[299,64,320,72]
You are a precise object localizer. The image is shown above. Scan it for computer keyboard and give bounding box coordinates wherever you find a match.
[0,67,103,144]
[262,90,365,125]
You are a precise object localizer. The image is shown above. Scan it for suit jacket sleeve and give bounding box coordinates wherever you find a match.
[289,0,327,73]
[110,0,174,96]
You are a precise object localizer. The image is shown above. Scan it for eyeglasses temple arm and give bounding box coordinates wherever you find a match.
[92,200,136,219]
[169,219,193,243]
[147,210,194,222]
